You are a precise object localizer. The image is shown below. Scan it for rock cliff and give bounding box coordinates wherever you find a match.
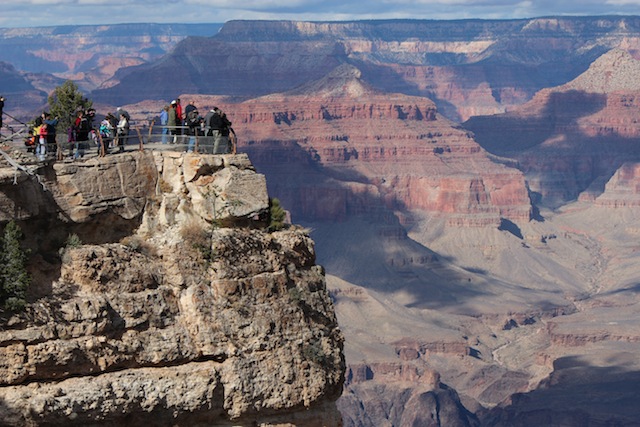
[0,149,345,426]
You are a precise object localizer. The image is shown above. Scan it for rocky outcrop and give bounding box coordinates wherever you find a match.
[593,162,640,207]
[0,150,345,426]
[339,362,477,427]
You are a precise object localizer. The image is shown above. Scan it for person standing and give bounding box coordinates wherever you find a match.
[35,115,47,161]
[73,110,91,159]
[185,104,200,153]
[98,114,116,156]
[160,105,169,144]
[43,112,59,156]
[0,96,4,135]
[175,98,183,141]
[206,107,222,153]
[219,111,233,154]
[167,101,178,144]
[207,107,233,154]
[116,112,129,153]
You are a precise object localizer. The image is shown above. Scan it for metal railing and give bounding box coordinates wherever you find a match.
[1,122,237,162]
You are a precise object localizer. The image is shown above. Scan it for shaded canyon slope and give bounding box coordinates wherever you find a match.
[465,48,640,208]
[0,24,222,116]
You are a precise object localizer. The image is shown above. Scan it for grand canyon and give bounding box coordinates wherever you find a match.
[2,17,640,426]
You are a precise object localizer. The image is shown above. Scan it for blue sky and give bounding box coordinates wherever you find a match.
[1,0,640,28]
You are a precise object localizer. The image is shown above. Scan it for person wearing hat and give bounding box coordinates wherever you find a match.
[167,101,178,143]
[115,106,130,121]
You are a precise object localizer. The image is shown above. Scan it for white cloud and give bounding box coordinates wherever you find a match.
[0,0,638,28]
[606,0,640,4]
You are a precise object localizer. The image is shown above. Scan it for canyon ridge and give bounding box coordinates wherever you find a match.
[2,17,640,426]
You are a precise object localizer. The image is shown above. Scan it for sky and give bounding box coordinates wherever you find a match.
[1,0,640,28]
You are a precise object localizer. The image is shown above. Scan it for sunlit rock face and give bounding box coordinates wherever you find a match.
[0,151,345,426]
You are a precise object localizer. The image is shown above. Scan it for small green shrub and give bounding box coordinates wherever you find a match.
[302,341,326,365]
[180,222,214,261]
[0,221,31,313]
[268,198,287,232]
[65,233,82,249]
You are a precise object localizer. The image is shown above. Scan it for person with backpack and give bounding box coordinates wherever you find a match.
[35,114,47,161]
[206,107,229,154]
[73,110,90,159]
[185,105,201,153]
[219,111,233,154]
[43,112,59,157]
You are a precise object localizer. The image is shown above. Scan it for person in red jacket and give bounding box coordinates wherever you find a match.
[175,98,183,139]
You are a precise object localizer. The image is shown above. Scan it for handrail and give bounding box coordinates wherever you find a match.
[1,122,237,162]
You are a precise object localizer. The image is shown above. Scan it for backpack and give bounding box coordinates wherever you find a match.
[78,117,90,132]
[187,109,199,127]
[76,117,90,141]
[99,121,111,138]
[208,112,223,130]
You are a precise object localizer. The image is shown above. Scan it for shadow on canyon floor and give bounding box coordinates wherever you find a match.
[465,90,608,154]
[243,140,571,313]
[482,355,640,426]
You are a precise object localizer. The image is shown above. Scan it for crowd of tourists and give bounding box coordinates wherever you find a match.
[5,96,236,161]
[159,98,235,154]
[25,107,131,160]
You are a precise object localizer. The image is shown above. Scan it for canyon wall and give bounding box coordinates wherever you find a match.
[0,149,345,426]
[92,17,640,122]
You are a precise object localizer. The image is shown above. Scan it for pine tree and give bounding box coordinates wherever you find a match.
[47,80,93,134]
[268,198,287,232]
[0,221,30,313]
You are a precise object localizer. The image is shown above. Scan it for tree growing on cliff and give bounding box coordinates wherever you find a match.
[268,198,287,232]
[0,221,30,313]
[48,80,93,133]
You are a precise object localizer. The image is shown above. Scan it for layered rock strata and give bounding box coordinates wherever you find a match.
[180,64,532,227]
[465,49,640,208]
